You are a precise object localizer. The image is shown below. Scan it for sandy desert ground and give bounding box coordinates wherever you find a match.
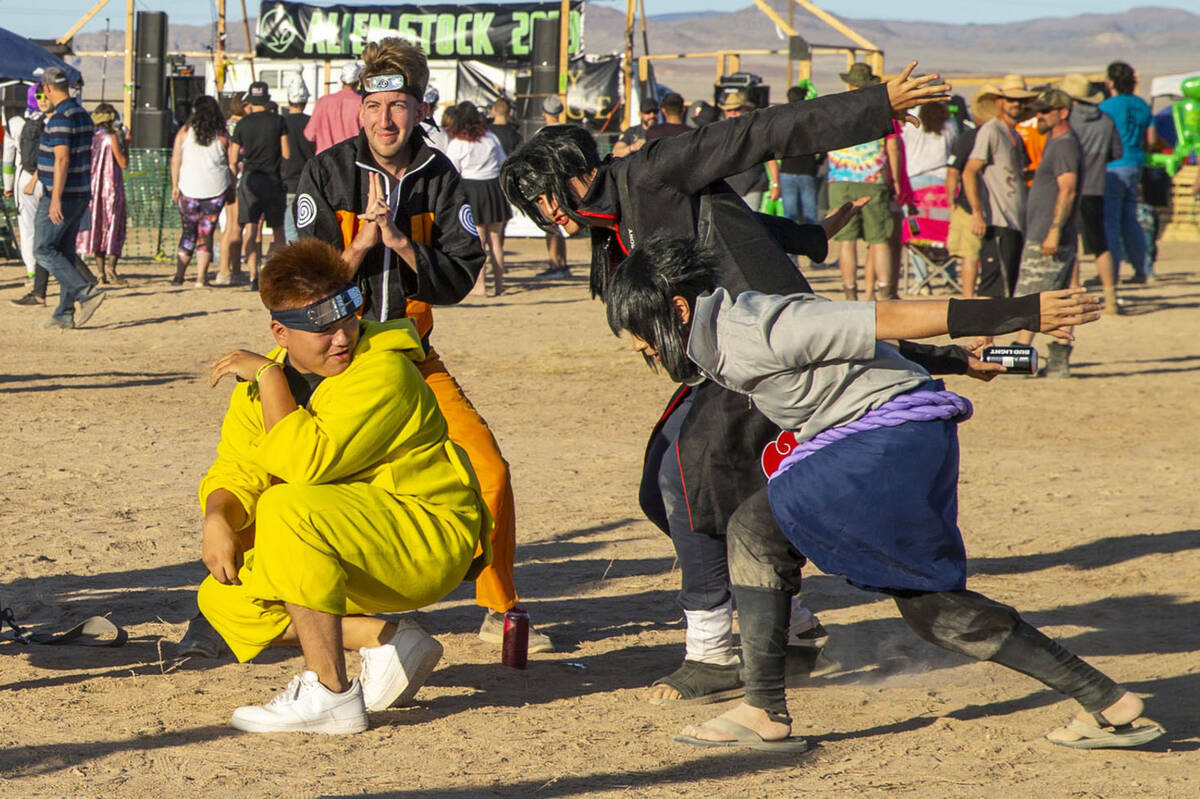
[1,237,1198,798]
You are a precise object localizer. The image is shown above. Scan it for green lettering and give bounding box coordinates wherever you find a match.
[352,13,370,54]
[455,13,472,56]
[472,13,494,55]
[303,10,330,55]
[434,14,456,56]
[569,9,582,54]
[511,12,530,56]
[340,13,353,56]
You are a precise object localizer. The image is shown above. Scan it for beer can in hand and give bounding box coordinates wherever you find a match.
[981,344,1037,374]
[502,607,530,669]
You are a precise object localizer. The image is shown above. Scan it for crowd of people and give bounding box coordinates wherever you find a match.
[1,43,1175,753]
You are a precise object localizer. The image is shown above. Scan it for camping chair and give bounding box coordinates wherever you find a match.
[0,194,20,262]
[902,184,961,295]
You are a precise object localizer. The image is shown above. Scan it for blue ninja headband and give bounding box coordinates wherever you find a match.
[270,285,363,331]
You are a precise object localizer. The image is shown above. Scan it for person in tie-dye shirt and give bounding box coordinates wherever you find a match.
[826,63,900,301]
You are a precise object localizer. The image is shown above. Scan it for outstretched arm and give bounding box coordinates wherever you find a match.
[876,289,1101,341]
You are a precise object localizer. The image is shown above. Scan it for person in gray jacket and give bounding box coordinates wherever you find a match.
[605,235,1164,753]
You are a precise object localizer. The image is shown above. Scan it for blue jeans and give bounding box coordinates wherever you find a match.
[779,173,819,225]
[1102,165,1149,278]
[34,195,92,321]
[639,388,731,612]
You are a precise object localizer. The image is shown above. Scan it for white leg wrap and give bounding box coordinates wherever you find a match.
[683,600,738,666]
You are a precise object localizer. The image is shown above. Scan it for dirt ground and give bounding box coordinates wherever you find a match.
[1,237,1198,798]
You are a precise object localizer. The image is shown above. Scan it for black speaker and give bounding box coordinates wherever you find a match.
[529,16,559,120]
[135,11,167,111]
[131,108,172,149]
[167,75,205,125]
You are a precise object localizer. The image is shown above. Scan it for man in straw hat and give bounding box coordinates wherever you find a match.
[1062,73,1123,315]
[825,62,901,300]
[961,74,1037,297]
[945,84,998,297]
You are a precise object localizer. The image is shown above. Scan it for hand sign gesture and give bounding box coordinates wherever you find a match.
[886,61,952,127]
[357,171,410,253]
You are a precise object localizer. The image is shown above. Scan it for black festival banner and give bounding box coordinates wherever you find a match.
[256,2,585,61]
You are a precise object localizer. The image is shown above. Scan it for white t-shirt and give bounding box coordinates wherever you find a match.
[902,119,958,182]
[444,131,506,180]
[178,126,230,200]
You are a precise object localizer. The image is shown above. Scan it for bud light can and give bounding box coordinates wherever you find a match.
[981,344,1037,374]
[502,607,530,669]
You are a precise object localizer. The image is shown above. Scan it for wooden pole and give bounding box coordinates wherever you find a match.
[623,0,634,129]
[58,0,112,45]
[240,0,255,80]
[557,0,570,110]
[122,0,133,129]
[216,0,227,93]
[788,0,795,86]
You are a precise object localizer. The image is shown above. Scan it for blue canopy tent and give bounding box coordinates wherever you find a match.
[0,27,83,87]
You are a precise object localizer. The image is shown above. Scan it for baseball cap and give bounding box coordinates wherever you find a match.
[423,86,440,106]
[542,96,564,116]
[246,81,270,103]
[39,67,70,88]
[340,62,362,85]
[1029,88,1071,113]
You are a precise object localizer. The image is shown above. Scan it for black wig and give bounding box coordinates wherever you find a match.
[605,237,720,383]
[498,125,619,298]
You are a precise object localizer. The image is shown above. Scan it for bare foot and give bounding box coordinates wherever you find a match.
[645,683,682,702]
[677,702,791,744]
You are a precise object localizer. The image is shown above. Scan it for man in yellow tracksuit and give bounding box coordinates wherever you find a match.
[294,37,550,650]
[198,238,490,734]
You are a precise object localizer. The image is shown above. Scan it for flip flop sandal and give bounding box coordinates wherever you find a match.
[648,660,744,706]
[673,717,809,753]
[1046,714,1166,750]
[3,614,127,647]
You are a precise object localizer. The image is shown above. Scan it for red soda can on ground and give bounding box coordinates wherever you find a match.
[502,607,530,669]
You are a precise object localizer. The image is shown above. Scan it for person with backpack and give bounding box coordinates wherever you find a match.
[4,85,50,306]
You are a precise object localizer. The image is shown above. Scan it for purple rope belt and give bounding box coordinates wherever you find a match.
[770,389,973,480]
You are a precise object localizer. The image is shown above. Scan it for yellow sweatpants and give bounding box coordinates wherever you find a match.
[198,482,477,662]
[418,350,518,612]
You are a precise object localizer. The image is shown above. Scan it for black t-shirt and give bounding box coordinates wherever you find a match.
[946,124,978,213]
[488,122,522,156]
[780,152,822,177]
[281,112,315,192]
[233,110,287,178]
[645,122,690,141]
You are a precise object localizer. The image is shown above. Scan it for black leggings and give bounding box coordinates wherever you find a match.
[728,487,1124,720]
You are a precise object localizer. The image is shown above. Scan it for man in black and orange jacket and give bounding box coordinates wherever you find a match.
[295,37,552,652]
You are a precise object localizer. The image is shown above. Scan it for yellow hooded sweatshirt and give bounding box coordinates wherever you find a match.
[197,319,491,662]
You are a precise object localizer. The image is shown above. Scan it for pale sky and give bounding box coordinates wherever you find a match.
[3,0,1195,39]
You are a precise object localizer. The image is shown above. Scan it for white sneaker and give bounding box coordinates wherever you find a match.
[359,618,444,712]
[230,671,368,734]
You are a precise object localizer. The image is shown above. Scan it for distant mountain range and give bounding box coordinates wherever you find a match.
[61,4,1200,104]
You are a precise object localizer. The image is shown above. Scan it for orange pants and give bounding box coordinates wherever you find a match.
[418,349,518,612]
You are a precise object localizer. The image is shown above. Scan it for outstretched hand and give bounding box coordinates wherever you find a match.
[962,336,1004,381]
[886,61,952,127]
[1039,287,1102,340]
[821,195,872,240]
